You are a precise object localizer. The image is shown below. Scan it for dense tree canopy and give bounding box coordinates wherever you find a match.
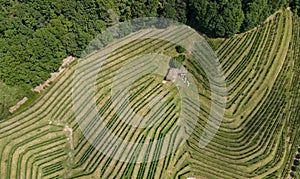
[187,0,245,37]
[0,0,291,118]
[290,0,300,16]
[169,55,186,68]
[0,0,288,87]
[241,0,287,31]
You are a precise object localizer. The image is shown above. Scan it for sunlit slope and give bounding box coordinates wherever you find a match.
[0,10,299,179]
[189,9,300,179]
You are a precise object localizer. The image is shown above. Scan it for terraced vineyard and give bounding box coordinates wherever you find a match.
[0,10,299,179]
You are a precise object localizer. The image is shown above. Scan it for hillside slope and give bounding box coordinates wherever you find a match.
[0,10,299,178]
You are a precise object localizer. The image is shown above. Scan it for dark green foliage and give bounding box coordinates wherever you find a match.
[187,0,245,37]
[290,0,300,16]
[180,0,286,37]
[114,0,158,21]
[117,22,133,38]
[157,0,187,23]
[174,55,186,63]
[290,172,295,177]
[0,0,161,97]
[241,0,286,31]
[0,0,287,88]
[169,59,182,69]
[0,0,111,88]
[0,0,288,117]
[175,45,186,53]
[169,55,185,68]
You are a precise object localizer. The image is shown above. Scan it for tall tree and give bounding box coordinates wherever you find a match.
[290,0,300,16]
[188,0,244,37]
[242,0,286,31]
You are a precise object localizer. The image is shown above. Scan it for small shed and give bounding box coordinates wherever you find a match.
[165,67,187,82]
[165,68,178,82]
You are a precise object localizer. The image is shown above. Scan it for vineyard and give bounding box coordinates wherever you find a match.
[0,9,299,179]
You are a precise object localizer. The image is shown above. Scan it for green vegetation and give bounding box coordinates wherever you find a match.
[169,55,186,68]
[175,45,186,53]
[0,0,289,92]
[0,0,294,119]
[187,0,287,37]
[241,0,287,31]
[0,81,17,118]
[188,0,244,37]
[0,81,35,119]
[0,9,299,178]
[290,0,300,16]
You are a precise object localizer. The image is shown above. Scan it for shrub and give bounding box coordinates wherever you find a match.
[169,58,181,68]
[294,159,299,166]
[175,45,186,53]
[169,55,186,68]
[174,55,186,62]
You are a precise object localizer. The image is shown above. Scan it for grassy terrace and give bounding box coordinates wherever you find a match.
[0,9,299,178]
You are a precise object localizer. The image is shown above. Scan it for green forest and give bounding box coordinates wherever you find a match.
[0,0,298,118]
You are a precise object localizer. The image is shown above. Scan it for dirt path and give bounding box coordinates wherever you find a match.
[32,56,76,93]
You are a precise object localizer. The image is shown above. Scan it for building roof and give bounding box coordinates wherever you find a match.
[177,67,188,75]
[165,68,178,82]
[165,67,187,82]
